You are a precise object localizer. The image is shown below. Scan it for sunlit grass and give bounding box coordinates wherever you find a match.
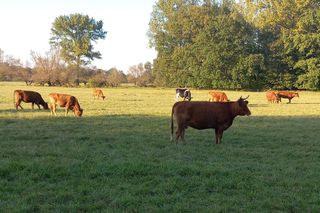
[0,82,320,211]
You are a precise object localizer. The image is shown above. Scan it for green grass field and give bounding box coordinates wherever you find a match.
[0,81,319,212]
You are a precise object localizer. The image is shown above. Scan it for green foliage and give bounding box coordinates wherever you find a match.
[149,0,320,90]
[149,1,265,89]
[50,13,107,67]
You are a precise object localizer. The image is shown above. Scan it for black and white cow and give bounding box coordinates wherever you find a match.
[175,88,192,102]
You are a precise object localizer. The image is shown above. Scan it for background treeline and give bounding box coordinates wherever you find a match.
[0,48,154,87]
[148,0,320,90]
[1,0,319,90]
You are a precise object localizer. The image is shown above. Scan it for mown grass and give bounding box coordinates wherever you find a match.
[0,82,320,212]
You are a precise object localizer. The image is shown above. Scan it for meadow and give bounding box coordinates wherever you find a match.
[0,81,319,212]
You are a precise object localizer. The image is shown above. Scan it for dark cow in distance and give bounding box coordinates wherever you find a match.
[208,91,229,102]
[266,91,280,103]
[93,89,106,100]
[14,90,48,110]
[276,91,299,103]
[49,93,83,117]
[176,88,192,101]
[171,96,251,144]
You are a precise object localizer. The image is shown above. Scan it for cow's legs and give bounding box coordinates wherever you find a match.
[175,125,185,142]
[180,127,186,141]
[32,102,40,109]
[32,102,35,109]
[16,100,23,110]
[50,104,57,116]
[288,98,292,104]
[65,107,69,116]
[215,129,224,144]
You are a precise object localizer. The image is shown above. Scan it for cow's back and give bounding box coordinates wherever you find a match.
[16,90,43,102]
[209,91,228,102]
[266,91,277,101]
[49,93,69,107]
[277,91,298,98]
[173,101,233,129]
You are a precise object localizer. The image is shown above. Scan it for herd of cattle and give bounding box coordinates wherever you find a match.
[172,88,299,144]
[13,89,106,117]
[13,87,299,144]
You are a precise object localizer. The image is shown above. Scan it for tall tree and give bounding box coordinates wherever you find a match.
[149,0,262,89]
[50,13,107,83]
[238,0,320,90]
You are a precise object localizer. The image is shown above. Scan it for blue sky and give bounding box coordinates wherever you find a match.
[0,0,157,72]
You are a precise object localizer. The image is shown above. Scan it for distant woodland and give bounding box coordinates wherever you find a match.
[1,0,319,90]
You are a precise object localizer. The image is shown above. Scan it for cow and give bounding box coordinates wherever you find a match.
[176,88,192,101]
[14,90,48,110]
[171,96,251,144]
[266,91,280,103]
[208,91,229,102]
[93,89,106,100]
[49,93,83,117]
[276,91,299,103]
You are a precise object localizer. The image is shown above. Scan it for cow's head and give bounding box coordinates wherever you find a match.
[185,90,192,101]
[237,96,251,116]
[43,102,49,110]
[294,92,299,97]
[75,108,83,117]
[102,95,106,100]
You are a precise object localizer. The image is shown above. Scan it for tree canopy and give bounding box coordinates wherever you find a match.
[148,0,320,90]
[50,13,107,68]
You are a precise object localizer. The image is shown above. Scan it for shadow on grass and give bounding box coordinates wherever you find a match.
[0,113,319,146]
[0,114,320,212]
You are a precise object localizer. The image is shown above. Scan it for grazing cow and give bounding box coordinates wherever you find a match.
[266,91,280,103]
[208,91,229,102]
[176,88,192,101]
[171,96,251,144]
[14,90,48,110]
[49,93,83,117]
[276,91,299,103]
[93,89,106,100]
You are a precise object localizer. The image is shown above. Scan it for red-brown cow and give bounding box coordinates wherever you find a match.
[276,91,299,103]
[208,91,229,102]
[49,93,83,117]
[93,89,106,100]
[266,91,280,103]
[171,96,251,144]
[14,90,48,110]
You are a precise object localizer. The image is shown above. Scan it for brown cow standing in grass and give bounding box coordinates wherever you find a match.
[49,93,83,117]
[276,91,299,103]
[266,91,280,103]
[171,96,251,144]
[93,89,106,100]
[14,90,48,110]
[208,91,229,102]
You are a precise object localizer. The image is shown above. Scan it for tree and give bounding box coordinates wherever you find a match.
[50,13,107,83]
[148,0,261,89]
[127,62,154,86]
[106,68,127,87]
[31,48,65,86]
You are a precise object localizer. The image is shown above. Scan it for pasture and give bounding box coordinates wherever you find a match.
[0,82,319,212]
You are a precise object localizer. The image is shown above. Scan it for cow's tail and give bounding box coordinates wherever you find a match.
[170,105,175,142]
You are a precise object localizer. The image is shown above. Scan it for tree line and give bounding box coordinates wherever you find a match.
[1,13,154,87]
[148,0,320,90]
[2,1,319,90]
[0,48,153,87]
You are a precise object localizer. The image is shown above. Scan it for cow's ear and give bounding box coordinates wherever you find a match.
[245,101,248,104]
